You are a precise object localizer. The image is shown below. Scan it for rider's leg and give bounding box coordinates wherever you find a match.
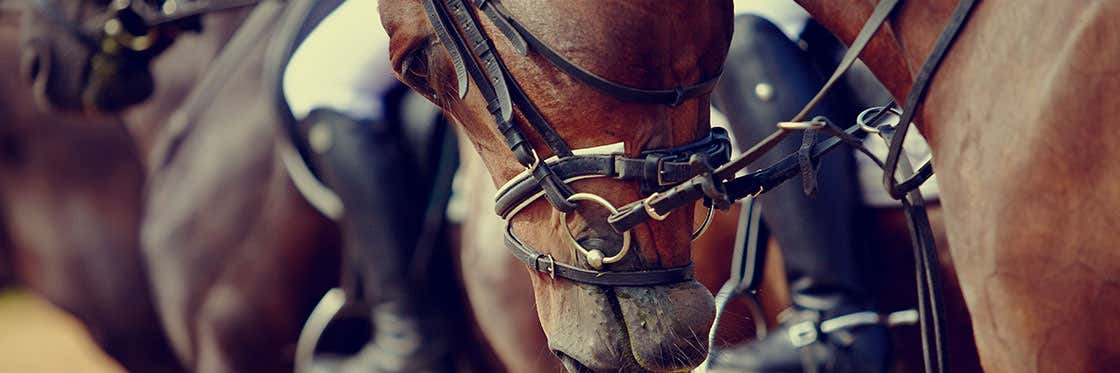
[710,14,889,373]
[288,104,455,372]
[281,1,455,370]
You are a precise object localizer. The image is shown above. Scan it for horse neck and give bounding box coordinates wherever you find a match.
[796,0,958,105]
[121,9,252,168]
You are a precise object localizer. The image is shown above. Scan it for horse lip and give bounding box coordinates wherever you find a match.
[22,40,54,109]
[21,46,43,85]
[546,282,712,372]
[614,282,715,372]
[556,350,596,373]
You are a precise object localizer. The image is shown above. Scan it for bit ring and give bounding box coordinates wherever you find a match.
[561,193,632,269]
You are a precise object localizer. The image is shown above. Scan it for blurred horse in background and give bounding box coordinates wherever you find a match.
[18,1,348,371]
[0,5,182,372]
[16,0,527,371]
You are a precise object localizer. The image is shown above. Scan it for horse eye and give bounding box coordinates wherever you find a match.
[401,47,435,98]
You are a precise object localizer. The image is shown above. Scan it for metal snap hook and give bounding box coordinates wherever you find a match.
[561,193,632,269]
[691,186,759,241]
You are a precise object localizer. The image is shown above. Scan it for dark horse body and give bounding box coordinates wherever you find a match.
[0,8,182,372]
[18,1,535,371]
[17,2,343,371]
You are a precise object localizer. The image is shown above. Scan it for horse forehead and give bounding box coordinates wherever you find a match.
[379,0,434,56]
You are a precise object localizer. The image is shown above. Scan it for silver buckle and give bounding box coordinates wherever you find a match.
[535,254,556,279]
[526,148,541,171]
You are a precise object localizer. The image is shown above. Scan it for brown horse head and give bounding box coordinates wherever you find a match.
[19,0,196,112]
[381,0,732,371]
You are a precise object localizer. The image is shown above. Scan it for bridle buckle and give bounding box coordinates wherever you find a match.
[525,147,541,171]
[535,254,556,279]
[656,157,673,186]
[643,192,672,221]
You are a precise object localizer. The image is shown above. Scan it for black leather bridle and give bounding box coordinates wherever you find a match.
[428,0,978,372]
[420,0,733,287]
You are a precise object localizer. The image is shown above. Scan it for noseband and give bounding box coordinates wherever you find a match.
[421,0,731,287]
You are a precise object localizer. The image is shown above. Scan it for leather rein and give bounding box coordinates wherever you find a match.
[601,1,975,373]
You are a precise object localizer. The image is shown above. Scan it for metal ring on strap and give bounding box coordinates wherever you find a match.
[561,193,631,269]
[691,203,715,240]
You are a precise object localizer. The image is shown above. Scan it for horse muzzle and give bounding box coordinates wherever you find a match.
[22,37,156,113]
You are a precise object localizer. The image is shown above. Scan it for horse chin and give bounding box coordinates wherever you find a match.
[544,280,715,372]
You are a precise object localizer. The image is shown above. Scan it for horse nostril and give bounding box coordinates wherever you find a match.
[555,351,595,373]
[21,50,43,84]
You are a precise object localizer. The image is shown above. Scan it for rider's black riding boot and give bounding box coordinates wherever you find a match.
[293,107,453,372]
[709,15,889,373]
